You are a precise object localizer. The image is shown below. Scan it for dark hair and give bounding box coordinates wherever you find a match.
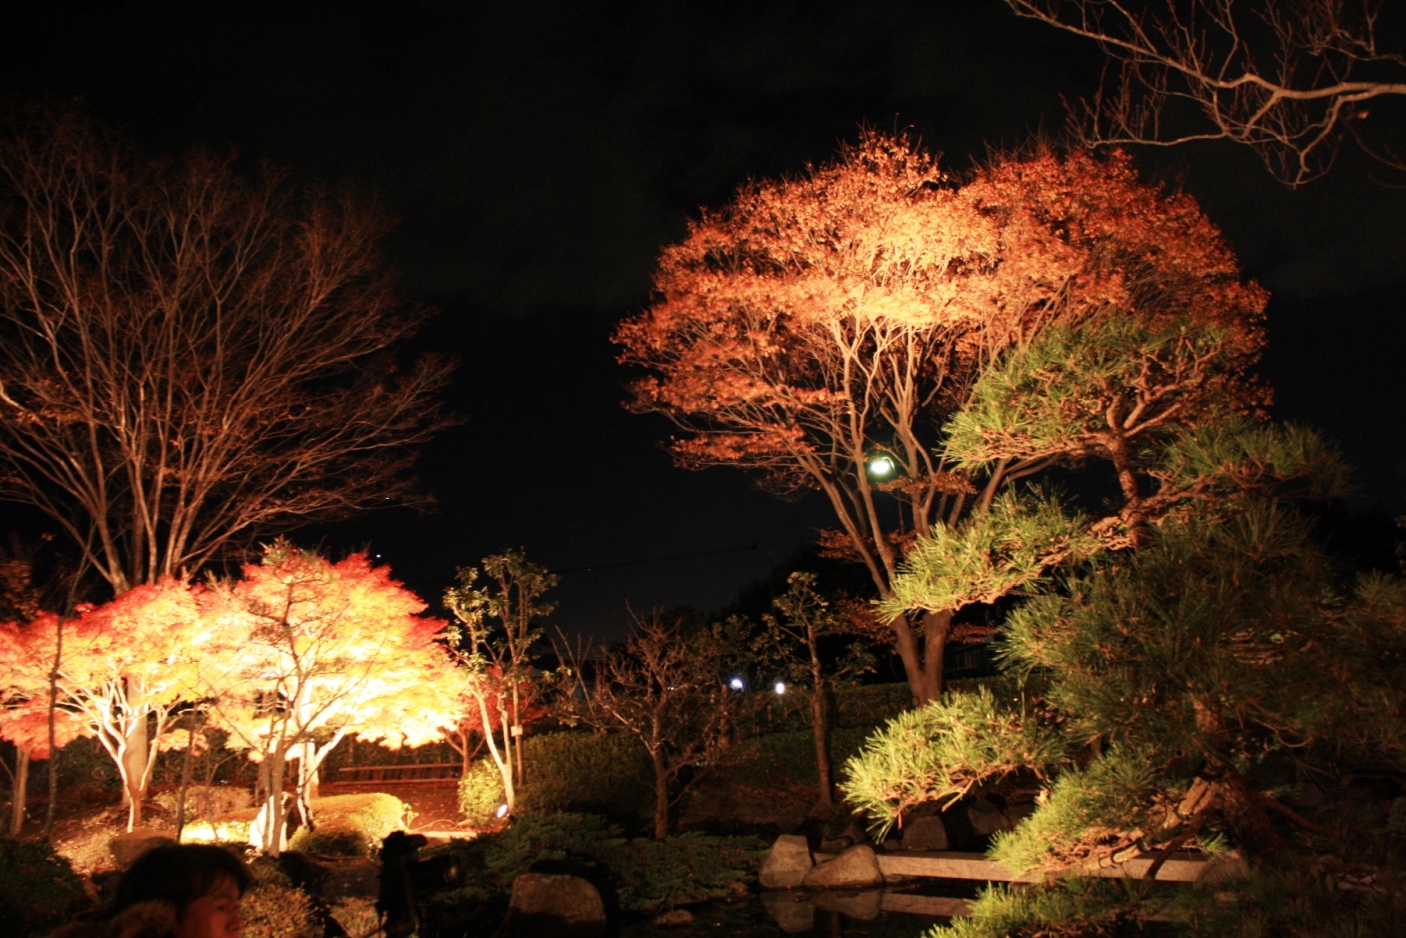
[113,845,254,916]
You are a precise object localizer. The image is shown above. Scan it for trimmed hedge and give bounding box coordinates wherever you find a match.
[514,732,652,821]
[832,682,915,728]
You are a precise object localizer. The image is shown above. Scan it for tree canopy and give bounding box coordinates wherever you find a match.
[617,131,1267,701]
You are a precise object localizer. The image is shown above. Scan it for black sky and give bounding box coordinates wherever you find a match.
[3,1,1404,640]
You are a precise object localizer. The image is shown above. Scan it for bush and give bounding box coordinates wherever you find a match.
[180,816,254,845]
[0,837,88,937]
[457,759,505,825]
[606,830,764,911]
[288,826,369,858]
[516,732,652,821]
[241,860,318,938]
[425,812,763,913]
[288,792,409,857]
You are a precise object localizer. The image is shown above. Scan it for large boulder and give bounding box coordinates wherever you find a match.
[802,844,884,889]
[759,890,815,934]
[900,816,948,851]
[507,873,606,924]
[108,830,177,868]
[759,834,813,889]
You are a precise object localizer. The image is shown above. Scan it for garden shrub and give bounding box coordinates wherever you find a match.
[457,758,505,825]
[424,812,763,914]
[515,731,652,820]
[606,830,764,911]
[288,825,370,858]
[181,814,254,844]
[0,837,87,937]
[241,860,317,938]
[329,897,379,938]
[285,792,409,857]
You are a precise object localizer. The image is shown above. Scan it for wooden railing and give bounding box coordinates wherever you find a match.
[334,762,463,785]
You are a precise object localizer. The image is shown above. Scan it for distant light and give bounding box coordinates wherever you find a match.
[495,803,509,819]
[868,456,895,477]
[729,677,745,691]
[774,681,787,695]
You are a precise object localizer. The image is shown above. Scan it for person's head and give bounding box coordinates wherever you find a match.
[114,845,253,938]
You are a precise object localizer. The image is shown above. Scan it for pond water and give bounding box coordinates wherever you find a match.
[617,883,980,938]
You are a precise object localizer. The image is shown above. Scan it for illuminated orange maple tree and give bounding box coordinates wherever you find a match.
[617,132,1266,702]
[0,618,88,835]
[195,542,458,855]
[0,580,209,831]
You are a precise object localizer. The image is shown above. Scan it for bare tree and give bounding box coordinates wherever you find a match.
[0,109,452,595]
[560,614,740,839]
[1007,0,1406,186]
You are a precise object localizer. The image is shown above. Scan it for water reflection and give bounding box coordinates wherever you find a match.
[620,887,961,936]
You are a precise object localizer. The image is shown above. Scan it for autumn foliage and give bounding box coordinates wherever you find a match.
[617,132,1267,701]
[0,544,464,848]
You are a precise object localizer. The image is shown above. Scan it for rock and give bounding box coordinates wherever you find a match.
[881,839,902,851]
[1004,802,1037,826]
[109,830,178,868]
[939,801,979,851]
[507,873,607,924]
[759,834,813,889]
[759,890,815,934]
[650,909,695,927]
[968,798,1010,837]
[900,816,948,851]
[819,837,853,852]
[841,820,870,843]
[812,888,883,920]
[802,844,884,889]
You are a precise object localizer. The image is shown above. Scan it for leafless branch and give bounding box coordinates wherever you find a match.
[1008,0,1406,185]
[0,109,453,593]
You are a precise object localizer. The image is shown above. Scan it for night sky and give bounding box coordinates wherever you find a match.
[3,2,1404,641]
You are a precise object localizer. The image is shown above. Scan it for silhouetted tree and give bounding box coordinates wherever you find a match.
[0,108,452,596]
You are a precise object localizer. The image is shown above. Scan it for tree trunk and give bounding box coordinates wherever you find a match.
[805,622,834,806]
[175,719,197,843]
[891,609,952,704]
[122,716,149,831]
[44,612,63,841]
[475,692,514,810]
[651,750,670,840]
[260,751,288,856]
[511,683,525,786]
[810,690,834,806]
[9,749,29,836]
[890,611,928,704]
[922,610,953,702]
